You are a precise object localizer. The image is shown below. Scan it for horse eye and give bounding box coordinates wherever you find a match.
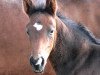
[26,29,29,35]
[50,30,54,33]
[27,31,29,35]
[49,30,54,35]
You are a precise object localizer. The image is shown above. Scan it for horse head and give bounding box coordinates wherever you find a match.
[23,0,57,73]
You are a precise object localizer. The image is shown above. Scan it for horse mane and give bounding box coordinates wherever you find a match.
[78,23,100,45]
[57,11,100,45]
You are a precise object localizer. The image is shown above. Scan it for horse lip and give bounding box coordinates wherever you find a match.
[31,64,44,73]
[34,69,44,73]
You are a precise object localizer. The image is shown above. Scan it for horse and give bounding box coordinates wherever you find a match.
[23,0,100,75]
[0,0,55,75]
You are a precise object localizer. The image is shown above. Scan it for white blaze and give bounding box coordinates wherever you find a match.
[33,23,43,31]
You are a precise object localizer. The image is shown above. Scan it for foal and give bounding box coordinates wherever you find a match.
[23,0,100,75]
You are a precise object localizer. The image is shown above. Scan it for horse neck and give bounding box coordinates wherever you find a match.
[49,17,91,75]
[49,17,77,73]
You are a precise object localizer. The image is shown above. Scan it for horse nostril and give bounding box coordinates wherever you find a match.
[30,56,44,67]
[41,57,44,66]
[30,56,36,65]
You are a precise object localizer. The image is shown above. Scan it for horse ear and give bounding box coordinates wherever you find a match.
[23,0,34,16]
[45,0,57,16]
[23,0,57,16]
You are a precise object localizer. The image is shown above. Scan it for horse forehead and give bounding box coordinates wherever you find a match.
[32,0,46,9]
[33,22,43,31]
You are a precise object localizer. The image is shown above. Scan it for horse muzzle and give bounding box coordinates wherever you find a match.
[30,56,45,73]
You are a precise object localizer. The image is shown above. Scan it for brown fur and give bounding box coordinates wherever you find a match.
[57,0,100,38]
[0,0,100,75]
[46,0,57,15]
[0,0,55,75]
[50,14,100,75]
[24,0,100,75]
[23,0,57,16]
